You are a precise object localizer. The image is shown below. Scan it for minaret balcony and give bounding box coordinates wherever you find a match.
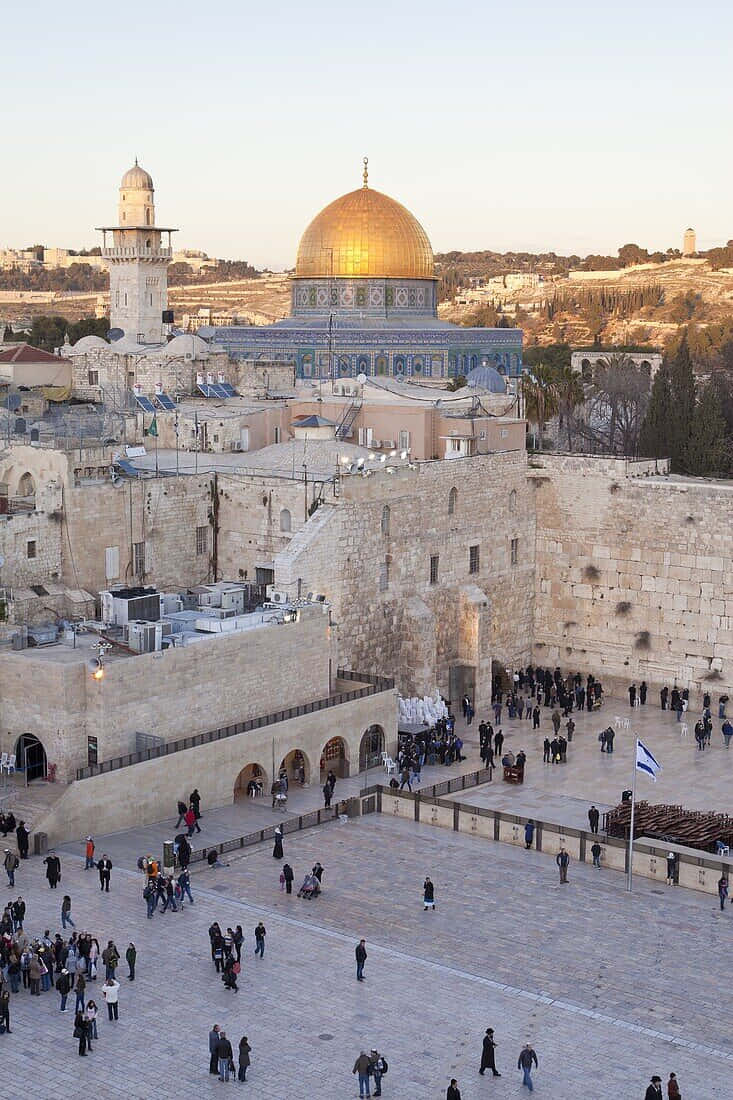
[102,246,173,260]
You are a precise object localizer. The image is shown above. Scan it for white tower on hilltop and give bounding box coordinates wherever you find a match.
[683,227,696,256]
[97,160,177,344]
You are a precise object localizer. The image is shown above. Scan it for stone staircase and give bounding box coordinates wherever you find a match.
[0,775,66,832]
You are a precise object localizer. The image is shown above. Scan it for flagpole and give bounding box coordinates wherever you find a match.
[626,739,637,893]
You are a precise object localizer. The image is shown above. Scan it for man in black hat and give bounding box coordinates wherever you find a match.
[479,1027,500,1076]
[644,1076,663,1100]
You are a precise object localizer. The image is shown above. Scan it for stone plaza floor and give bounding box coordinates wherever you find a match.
[4,804,730,1098]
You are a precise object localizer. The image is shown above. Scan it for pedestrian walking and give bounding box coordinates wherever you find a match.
[588,805,599,834]
[423,876,435,910]
[97,854,112,892]
[524,821,534,850]
[591,841,602,868]
[355,938,367,981]
[639,680,647,705]
[61,895,75,929]
[84,837,95,869]
[282,862,293,894]
[85,1001,98,1044]
[126,943,136,980]
[216,1031,233,1082]
[44,851,61,888]
[645,1076,663,1100]
[399,767,412,791]
[532,706,540,729]
[0,988,11,1034]
[238,1035,251,1082]
[184,806,197,837]
[273,825,284,859]
[353,1051,372,1098]
[323,781,332,808]
[177,868,194,905]
[189,787,202,825]
[447,1080,461,1100]
[629,683,636,707]
[556,847,569,884]
[517,1044,538,1091]
[175,799,188,829]
[102,977,120,1021]
[542,738,551,763]
[667,1072,681,1099]
[717,876,728,911]
[479,1027,501,1076]
[254,921,266,957]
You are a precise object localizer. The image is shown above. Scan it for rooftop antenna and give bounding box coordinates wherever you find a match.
[362,156,368,189]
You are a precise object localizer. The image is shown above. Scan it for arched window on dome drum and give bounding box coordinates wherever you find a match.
[145,210,150,225]
[470,355,477,371]
[280,508,291,533]
[448,486,458,516]
[357,355,370,376]
[381,505,390,536]
[394,356,405,376]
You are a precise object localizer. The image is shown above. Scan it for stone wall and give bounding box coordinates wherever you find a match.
[33,687,396,845]
[0,605,333,781]
[274,450,536,706]
[532,454,733,698]
[62,474,214,594]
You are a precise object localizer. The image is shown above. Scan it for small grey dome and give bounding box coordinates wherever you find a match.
[465,363,506,393]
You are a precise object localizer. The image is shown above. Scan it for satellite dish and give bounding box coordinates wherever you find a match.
[356,373,367,385]
[107,328,124,342]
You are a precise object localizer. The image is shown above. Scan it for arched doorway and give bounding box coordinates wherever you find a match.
[359,725,384,770]
[320,736,349,780]
[233,762,268,800]
[279,748,310,787]
[15,733,46,782]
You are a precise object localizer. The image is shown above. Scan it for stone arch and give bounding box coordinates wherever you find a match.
[581,358,592,382]
[320,735,349,780]
[233,761,268,800]
[448,486,458,515]
[14,732,46,782]
[359,724,385,770]
[279,747,311,786]
[394,355,405,376]
[280,508,291,533]
[17,472,36,499]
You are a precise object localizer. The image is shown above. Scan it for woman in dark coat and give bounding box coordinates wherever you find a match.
[238,1035,251,1081]
[272,825,284,860]
[282,863,294,895]
[74,1008,89,1055]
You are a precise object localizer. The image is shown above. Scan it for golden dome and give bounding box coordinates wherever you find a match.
[295,175,434,280]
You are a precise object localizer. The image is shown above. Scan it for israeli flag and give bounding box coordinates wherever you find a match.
[636,738,662,781]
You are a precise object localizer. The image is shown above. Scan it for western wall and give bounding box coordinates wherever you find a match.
[532,454,733,699]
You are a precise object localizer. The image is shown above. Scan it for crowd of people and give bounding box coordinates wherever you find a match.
[0,880,133,1055]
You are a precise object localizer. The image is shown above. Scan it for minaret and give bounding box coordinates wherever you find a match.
[97,161,177,344]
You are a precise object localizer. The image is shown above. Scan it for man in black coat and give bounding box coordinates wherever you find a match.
[644,1076,663,1100]
[97,855,112,892]
[588,805,600,834]
[479,1027,500,1076]
[355,938,367,981]
[447,1080,461,1100]
[15,821,29,859]
[216,1030,234,1082]
[44,852,61,888]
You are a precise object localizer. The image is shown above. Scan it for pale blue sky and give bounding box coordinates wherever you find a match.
[2,0,732,267]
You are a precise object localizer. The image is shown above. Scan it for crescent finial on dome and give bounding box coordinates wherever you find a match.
[363,156,368,189]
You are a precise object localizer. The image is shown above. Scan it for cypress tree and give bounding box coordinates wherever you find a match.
[684,383,729,476]
[639,362,674,459]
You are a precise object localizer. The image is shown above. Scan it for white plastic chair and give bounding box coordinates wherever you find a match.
[614,716,622,729]
[680,723,688,738]
[7,754,15,774]
[383,755,396,776]
[0,753,7,773]
[621,718,631,731]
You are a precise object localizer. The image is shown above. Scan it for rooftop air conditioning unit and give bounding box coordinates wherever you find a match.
[230,441,243,452]
[221,588,245,613]
[382,439,395,449]
[127,620,160,653]
[333,382,345,396]
[267,590,289,605]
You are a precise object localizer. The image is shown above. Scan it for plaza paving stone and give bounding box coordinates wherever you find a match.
[2,804,728,1099]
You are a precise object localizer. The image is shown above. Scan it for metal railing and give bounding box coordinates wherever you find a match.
[75,669,394,780]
